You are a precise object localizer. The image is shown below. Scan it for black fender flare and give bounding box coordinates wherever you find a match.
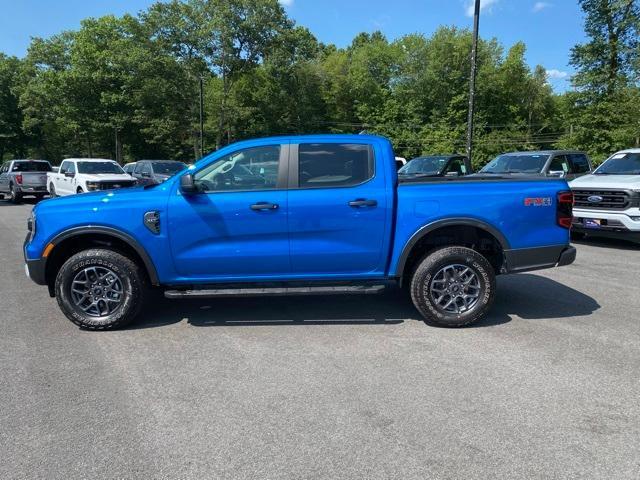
[47,226,160,285]
[394,218,511,277]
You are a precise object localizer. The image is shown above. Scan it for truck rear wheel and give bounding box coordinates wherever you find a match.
[55,249,149,330]
[410,246,495,327]
[8,184,21,204]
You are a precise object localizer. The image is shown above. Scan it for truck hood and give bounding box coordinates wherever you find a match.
[82,173,134,182]
[569,174,640,190]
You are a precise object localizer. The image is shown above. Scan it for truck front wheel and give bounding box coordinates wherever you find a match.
[410,246,496,327]
[55,249,149,330]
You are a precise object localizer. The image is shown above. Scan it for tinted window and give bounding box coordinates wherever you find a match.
[11,161,52,172]
[298,143,373,188]
[67,162,76,174]
[124,163,136,173]
[151,161,186,175]
[480,154,550,174]
[77,161,123,174]
[141,163,152,175]
[445,158,466,175]
[569,154,590,173]
[194,145,281,192]
[59,161,69,174]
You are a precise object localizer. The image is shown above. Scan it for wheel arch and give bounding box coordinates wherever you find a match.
[395,218,510,283]
[44,226,160,294]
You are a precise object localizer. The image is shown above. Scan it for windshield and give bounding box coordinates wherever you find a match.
[399,157,449,175]
[480,154,550,174]
[12,161,51,172]
[594,153,640,175]
[152,162,187,175]
[77,161,124,174]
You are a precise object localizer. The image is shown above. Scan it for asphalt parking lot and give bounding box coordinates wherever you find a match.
[1,199,639,479]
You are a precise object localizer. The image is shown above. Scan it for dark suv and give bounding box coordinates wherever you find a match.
[477,150,592,180]
[130,160,187,186]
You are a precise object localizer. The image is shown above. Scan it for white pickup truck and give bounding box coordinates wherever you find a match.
[570,148,640,243]
[47,158,136,197]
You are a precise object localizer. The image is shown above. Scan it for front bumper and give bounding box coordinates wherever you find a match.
[572,207,640,243]
[25,258,47,285]
[504,245,576,274]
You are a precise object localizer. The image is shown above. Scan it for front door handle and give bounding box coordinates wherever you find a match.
[348,199,377,208]
[250,202,279,211]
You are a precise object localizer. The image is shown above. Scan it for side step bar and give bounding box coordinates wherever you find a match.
[164,284,386,299]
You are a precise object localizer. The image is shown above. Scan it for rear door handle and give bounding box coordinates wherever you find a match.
[250,202,279,211]
[348,199,377,208]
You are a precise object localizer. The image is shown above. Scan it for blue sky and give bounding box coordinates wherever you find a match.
[0,0,585,91]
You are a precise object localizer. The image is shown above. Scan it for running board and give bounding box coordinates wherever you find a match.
[164,284,386,299]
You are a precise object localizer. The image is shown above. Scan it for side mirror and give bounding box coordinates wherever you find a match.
[445,171,461,177]
[548,170,565,177]
[65,171,75,178]
[180,173,199,194]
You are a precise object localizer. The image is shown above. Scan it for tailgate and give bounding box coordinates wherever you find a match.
[20,172,49,187]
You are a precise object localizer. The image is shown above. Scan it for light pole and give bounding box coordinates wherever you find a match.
[465,0,481,173]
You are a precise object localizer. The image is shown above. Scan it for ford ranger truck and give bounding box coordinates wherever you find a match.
[570,149,640,243]
[23,135,576,330]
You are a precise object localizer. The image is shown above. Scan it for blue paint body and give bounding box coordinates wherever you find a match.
[26,135,571,285]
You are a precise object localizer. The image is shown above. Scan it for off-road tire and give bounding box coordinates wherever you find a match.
[410,246,496,327]
[55,249,148,330]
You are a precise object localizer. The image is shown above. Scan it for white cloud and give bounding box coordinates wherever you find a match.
[279,0,294,6]
[465,0,499,17]
[532,2,552,13]
[546,69,568,80]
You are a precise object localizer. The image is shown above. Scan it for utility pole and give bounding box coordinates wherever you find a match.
[465,0,481,173]
[199,77,205,159]
[114,128,122,164]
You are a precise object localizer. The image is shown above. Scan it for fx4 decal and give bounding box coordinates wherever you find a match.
[524,197,552,207]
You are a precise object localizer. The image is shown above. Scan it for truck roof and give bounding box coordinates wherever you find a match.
[501,150,587,156]
[615,148,640,154]
[62,158,117,162]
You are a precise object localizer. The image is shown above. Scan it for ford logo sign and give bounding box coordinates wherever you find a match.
[587,195,603,203]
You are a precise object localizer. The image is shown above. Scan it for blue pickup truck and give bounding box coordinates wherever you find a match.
[24,135,576,330]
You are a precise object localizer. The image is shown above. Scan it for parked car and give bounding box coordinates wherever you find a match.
[477,150,592,179]
[24,134,576,330]
[0,159,52,203]
[398,155,470,178]
[123,162,137,174]
[130,160,187,186]
[47,158,136,197]
[569,148,640,243]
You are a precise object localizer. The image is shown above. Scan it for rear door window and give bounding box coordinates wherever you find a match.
[297,143,374,188]
[569,154,590,173]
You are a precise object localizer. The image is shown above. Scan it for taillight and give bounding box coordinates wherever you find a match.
[15,174,23,184]
[557,191,573,229]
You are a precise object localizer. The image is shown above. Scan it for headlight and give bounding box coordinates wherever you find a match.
[85,181,100,191]
[27,211,36,242]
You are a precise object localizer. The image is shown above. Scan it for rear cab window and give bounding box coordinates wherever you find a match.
[297,143,374,188]
[11,161,52,172]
